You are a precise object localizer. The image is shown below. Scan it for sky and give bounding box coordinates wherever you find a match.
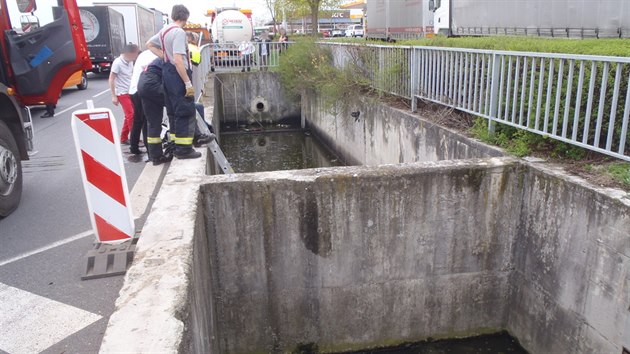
[8,0,274,27]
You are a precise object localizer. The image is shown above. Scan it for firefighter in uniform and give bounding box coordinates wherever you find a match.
[146,4,200,160]
[137,58,174,165]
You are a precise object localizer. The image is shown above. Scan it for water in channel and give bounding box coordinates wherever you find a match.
[219,129,343,173]
[333,333,527,354]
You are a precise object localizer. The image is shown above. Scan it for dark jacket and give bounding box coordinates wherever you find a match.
[257,39,271,56]
[137,58,164,97]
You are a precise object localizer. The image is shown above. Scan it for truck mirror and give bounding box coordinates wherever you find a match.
[20,14,39,32]
[16,0,37,13]
[428,0,435,12]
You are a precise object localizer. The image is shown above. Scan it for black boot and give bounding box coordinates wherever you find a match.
[174,148,202,159]
[129,146,143,155]
[152,154,173,166]
[41,104,55,118]
[193,133,216,147]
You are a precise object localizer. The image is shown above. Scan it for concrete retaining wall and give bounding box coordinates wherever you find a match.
[202,159,520,353]
[199,161,630,354]
[214,72,300,125]
[100,75,629,353]
[302,93,504,165]
[100,155,630,354]
[508,166,630,354]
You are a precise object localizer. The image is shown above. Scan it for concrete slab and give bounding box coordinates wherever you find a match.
[100,149,208,353]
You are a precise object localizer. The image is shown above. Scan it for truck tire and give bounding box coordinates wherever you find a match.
[77,71,88,90]
[0,120,22,216]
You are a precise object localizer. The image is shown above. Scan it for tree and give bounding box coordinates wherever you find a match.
[304,0,321,34]
[264,0,280,33]
[280,0,340,35]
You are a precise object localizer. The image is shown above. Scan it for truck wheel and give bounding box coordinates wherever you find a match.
[77,72,88,90]
[0,121,22,216]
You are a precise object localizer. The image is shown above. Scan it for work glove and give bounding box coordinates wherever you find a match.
[185,81,195,98]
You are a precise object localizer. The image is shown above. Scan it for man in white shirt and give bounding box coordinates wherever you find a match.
[239,41,255,72]
[128,50,158,155]
[109,44,139,144]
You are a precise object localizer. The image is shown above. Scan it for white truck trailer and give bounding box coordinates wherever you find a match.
[93,2,163,47]
[366,0,432,41]
[431,0,630,38]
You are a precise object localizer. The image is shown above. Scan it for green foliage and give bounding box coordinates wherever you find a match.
[552,142,588,160]
[331,36,630,57]
[471,118,497,144]
[471,118,589,159]
[278,39,371,109]
[586,162,630,187]
[282,0,341,35]
[507,130,536,157]
[607,163,630,186]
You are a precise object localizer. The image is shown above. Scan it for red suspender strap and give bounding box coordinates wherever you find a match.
[160,25,179,63]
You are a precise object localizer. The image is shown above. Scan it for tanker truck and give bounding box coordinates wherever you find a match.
[431,0,630,38]
[207,8,254,68]
[208,7,253,44]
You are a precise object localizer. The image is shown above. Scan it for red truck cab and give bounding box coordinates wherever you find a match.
[0,0,91,216]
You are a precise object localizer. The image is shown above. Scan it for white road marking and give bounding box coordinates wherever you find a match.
[0,156,165,268]
[0,282,102,353]
[0,231,93,267]
[54,102,83,116]
[93,88,111,98]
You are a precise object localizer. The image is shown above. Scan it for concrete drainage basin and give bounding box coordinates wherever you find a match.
[100,73,630,354]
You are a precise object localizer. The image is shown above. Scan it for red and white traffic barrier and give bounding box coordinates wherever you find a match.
[71,102,134,243]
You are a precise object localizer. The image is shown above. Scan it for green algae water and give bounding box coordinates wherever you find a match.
[334,333,527,354]
[219,130,343,173]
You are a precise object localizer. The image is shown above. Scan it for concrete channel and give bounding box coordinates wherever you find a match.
[100,73,630,353]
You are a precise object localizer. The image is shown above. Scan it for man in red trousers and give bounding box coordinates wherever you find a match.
[109,44,139,144]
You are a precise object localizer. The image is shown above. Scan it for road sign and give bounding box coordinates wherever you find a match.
[71,102,134,243]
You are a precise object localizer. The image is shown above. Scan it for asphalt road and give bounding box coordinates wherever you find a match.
[0,73,151,354]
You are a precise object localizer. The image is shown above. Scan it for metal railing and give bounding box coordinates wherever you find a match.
[326,43,413,99]
[324,42,630,162]
[199,42,290,74]
[199,44,213,83]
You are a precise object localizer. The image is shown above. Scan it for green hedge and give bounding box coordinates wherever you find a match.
[330,36,630,57]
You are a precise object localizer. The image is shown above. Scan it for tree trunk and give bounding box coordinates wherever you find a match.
[310,3,319,35]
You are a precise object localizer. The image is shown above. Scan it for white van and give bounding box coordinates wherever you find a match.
[345,24,364,37]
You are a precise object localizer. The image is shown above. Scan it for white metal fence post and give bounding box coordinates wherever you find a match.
[488,53,501,133]
[411,48,418,112]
